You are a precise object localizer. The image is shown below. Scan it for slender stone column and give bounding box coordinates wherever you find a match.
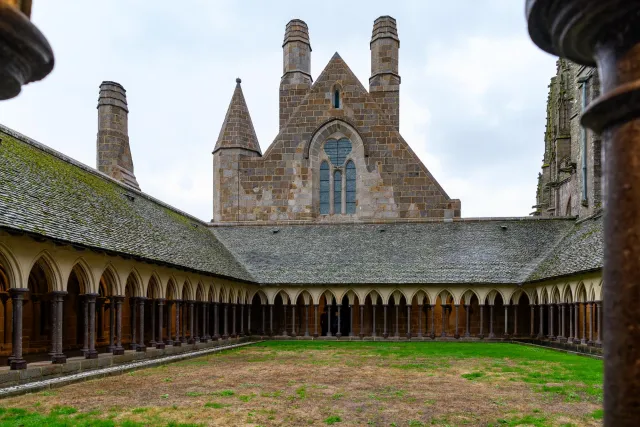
[581,302,587,344]
[113,296,124,355]
[514,305,518,337]
[130,297,137,350]
[269,304,273,336]
[282,304,287,336]
[201,303,208,342]
[417,305,423,338]
[82,295,89,355]
[49,294,58,360]
[530,305,535,337]
[587,302,595,345]
[538,304,544,339]
[430,304,435,339]
[222,303,228,339]
[313,304,318,338]
[292,304,297,337]
[107,297,115,352]
[454,305,460,339]
[383,305,388,338]
[86,294,99,359]
[573,302,579,343]
[247,304,252,336]
[349,305,354,337]
[479,305,484,339]
[232,303,237,338]
[393,304,398,337]
[504,305,509,339]
[372,305,377,337]
[359,304,364,338]
[549,304,555,340]
[54,292,67,362]
[261,305,266,336]
[214,303,220,339]
[165,301,173,346]
[441,305,447,337]
[559,304,566,341]
[336,304,342,338]
[240,304,245,336]
[188,301,195,344]
[569,303,574,342]
[406,305,411,339]
[326,303,332,337]
[464,304,470,338]
[304,304,309,337]
[173,300,181,346]
[137,297,146,352]
[156,298,165,349]
[596,302,602,347]
[9,288,28,370]
[150,299,156,347]
[488,305,495,338]
[181,301,187,343]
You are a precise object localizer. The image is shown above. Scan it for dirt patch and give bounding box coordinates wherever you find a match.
[0,343,602,426]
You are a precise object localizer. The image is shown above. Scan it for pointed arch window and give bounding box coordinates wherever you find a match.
[333,89,340,108]
[320,161,330,215]
[319,138,356,216]
[346,161,356,214]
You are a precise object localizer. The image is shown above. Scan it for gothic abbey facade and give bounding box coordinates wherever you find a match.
[0,17,602,380]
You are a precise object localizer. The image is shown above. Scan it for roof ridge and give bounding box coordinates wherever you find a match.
[0,123,210,227]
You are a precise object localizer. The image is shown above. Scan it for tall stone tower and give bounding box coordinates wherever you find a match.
[96,81,140,190]
[369,16,400,130]
[279,19,312,129]
[212,78,262,223]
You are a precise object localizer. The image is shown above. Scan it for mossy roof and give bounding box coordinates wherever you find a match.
[527,213,603,282]
[0,126,252,282]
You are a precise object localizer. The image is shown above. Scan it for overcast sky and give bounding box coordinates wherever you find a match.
[0,0,557,220]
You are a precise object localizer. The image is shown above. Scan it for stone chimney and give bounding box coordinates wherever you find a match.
[370,16,400,130]
[279,19,312,129]
[96,81,140,190]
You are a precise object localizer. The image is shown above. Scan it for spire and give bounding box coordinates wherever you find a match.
[213,78,261,156]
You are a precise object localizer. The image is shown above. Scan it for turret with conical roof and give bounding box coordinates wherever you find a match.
[212,78,262,223]
[213,78,261,156]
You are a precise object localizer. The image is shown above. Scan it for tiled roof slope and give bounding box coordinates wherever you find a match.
[212,220,576,285]
[527,213,603,282]
[0,126,253,282]
[213,79,261,155]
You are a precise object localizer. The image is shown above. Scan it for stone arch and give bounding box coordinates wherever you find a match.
[273,289,290,305]
[124,269,143,297]
[484,289,506,305]
[562,284,574,303]
[205,283,215,303]
[550,286,561,303]
[166,278,179,300]
[509,288,525,305]
[341,289,360,305]
[294,289,312,305]
[146,274,161,299]
[180,280,194,301]
[460,289,480,306]
[305,118,368,159]
[437,289,455,305]
[250,289,267,305]
[27,251,61,293]
[98,264,119,297]
[331,83,343,109]
[364,289,382,305]
[540,288,549,304]
[575,282,587,302]
[68,259,92,295]
[410,289,430,305]
[0,243,21,289]
[195,283,205,302]
[385,289,409,305]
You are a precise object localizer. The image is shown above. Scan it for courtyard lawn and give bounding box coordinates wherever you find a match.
[0,342,602,426]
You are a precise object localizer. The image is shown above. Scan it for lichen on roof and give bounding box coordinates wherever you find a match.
[0,128,253,282]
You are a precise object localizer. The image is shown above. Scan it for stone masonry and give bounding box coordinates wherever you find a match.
[212,17,460,223]
[96,81,140,190]
[533,59,602,218]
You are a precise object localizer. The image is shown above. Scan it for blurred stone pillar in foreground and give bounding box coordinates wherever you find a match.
[526,1,640,425]
[0,1,54,99]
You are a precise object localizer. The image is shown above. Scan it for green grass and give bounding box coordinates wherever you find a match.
[210,390,234,397]
[204,402,231,409]
[324,415,342,424]
[461,372,485,380]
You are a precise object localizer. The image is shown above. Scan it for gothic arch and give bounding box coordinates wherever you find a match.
[410,289,430,305]
[0,243,21,289]
[293,289,313,305]
[99,265,119,297]
[273,289,291,305]
[180,279,194,301]
[68,259,93,295]
[385,289,409,305]
[27,251,62,292]
[364,289,382,305]
[147,274,161,299]
[124,269,143,297]
[321,289,337,305]
[195,282,205,302]
[575,282,588,302]
[166,278,178,300]
[460,289,480,305]
[305,118,368,160]
[250,289,267,305]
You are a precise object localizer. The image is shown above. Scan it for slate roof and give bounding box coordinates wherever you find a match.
[527,213,603,282]
[213,79,262,155]
[211,219,577,285]
[0,126,253,282]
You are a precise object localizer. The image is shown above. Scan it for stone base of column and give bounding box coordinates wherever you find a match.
[136,345,146,352]
[383,333,388,339]
[336,332,342,338]
[464,333,470,338]
[85,350,98,359]
[313,333,319,338]
[488,333,495,339]
[359,333,365,338]
[188,338,196,344]
[166,339,173,346]
[51,354,66,364]
[201,338,209,343]
[150,340,156,347]
[106,345,115,353]
[595,340,602,348]
[221,335,228,340]
[173,340,182,347]
[10,359,27,370]
[558,336,567,343]
[406,333,411,339]
[113,347,125,356]
[290,333,297,338]
[503,334,510,340]
[155,343,165,350]
[454,333,460,339]
[214,334,220,340]
[430,333,435,339]
[580,338,587,345]
[478,334,484,339]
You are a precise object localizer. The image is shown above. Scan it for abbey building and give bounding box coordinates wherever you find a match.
[0,17,602,379]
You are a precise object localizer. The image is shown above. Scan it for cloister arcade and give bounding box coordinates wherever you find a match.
[0,234,603,370]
